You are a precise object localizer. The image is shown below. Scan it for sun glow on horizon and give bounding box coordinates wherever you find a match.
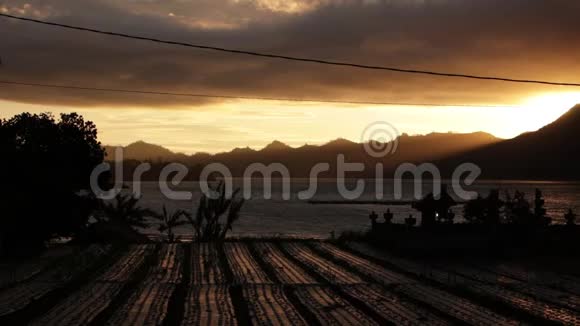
[1,92,580,154]
[515,92,580,133]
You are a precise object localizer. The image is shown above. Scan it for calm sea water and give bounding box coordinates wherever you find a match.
[127,180,580,238]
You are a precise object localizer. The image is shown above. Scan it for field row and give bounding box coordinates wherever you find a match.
[343,242,580,325]
[309,243,517,325]
[0,246,76,289]
[29,245,156,326]
[0,244,113,317]
[1,242,578,325]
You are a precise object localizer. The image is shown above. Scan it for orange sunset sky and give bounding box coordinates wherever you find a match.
[1,0,580,153]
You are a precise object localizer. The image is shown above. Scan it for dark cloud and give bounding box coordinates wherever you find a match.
[0,0,579,108]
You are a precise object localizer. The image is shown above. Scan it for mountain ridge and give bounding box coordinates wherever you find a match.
[438,104,580,180]
[104,131,502,178]
[102,104,580,179]
[105,131,500,162]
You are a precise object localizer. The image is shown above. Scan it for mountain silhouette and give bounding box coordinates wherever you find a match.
[440,104,580,180]
[106,108,580,179]
[323,138,358,148]
[105,132,500,178]
[261,140,292,152]
[104,140,183,161]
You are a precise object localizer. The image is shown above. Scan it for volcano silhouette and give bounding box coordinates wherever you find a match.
[440,104,580,180]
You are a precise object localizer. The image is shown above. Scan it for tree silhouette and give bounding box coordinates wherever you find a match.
[485,190,503,225]
[0,112,104,256]
[504,191,532,225]
[533,189,551,226]
[464,194,485,223]
[564,209,576,226]
[464,189,503,225]
[503,189,552,226]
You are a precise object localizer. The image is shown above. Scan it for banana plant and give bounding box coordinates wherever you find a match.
[152,205,189,243]
[96,193,155,228]
[186,182,245,241]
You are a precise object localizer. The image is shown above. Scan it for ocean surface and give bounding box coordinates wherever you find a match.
[126,180,580,239]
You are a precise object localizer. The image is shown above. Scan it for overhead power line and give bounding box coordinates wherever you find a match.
[0,80,520,108]
[1,12,580,87]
